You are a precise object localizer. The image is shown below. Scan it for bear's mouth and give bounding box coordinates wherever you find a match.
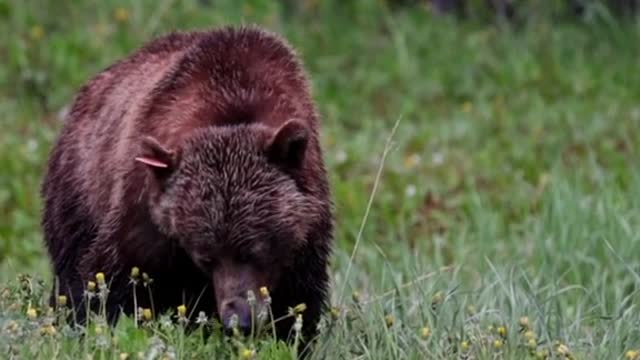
[212,259,269,335]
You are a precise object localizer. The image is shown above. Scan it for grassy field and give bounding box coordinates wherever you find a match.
[2,0,640,358]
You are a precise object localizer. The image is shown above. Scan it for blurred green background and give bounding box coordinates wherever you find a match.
[1,0,640,357]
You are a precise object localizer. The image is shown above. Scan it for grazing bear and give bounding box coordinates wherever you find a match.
[41,26,333,343]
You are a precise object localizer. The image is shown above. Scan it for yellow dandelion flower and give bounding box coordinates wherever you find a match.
[420,326,431,338]
[259,286,269,298]
[466,304,476,315]
[494,339,503,350]
[384,314,394,327]
[524,330,536,340]
[626,350,640,360]
[431,291,444,307]
[95,272,106,285]
[142,308,152,321]
[292,303,307,314]
[26,307,37,320]
[114,7,130,23]
[177,304,187,317]
[460,340,470,352]
[130,267,140,279]
[240,348,256,360]
[557,343,570,356]
[87,281,97,292]
[57,295,67,307]
[536,349,549,359]
[403,153,421,169]
[330,307,340,320]
[7,320,18,332]
[30,25,44,41]
[352,291,361,303]
[497,325,507,338]
[41,325,56,336]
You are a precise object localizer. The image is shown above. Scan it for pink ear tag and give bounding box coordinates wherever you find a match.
[135,157,169,168]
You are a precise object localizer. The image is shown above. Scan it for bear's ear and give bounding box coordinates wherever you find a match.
[266,120,309,169]
[135,136,180,180]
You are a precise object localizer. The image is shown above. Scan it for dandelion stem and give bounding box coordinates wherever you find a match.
[147,286,155,319]
[132,282,138,328]
[250,304,255,340]
[269,306,277,339]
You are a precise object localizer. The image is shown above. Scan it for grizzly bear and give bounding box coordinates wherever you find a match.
[41,26,333,343]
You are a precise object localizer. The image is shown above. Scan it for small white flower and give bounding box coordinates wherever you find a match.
[27,139,38,153]
[403,153,421,169]
[432,151,444,165]
[405,184,417,198]
[246,290,256,306]
[229,314,239,329]
[195,311,208,325]
[293,314,303,333]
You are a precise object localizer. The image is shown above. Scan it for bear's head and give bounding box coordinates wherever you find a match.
[135,120,320,333]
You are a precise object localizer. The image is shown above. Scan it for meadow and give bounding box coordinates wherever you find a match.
[1,0,640,358]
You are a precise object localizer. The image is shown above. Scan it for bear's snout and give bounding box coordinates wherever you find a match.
[212,259,266,336]
[220,296,252,335]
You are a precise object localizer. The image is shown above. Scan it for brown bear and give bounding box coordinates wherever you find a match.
[41,25,333,343]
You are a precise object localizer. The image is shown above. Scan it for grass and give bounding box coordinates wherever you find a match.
[1,0,640,358]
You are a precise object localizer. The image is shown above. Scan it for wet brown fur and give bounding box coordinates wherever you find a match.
[41,26,333,343]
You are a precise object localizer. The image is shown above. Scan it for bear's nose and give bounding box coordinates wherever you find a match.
[220,297,252,336]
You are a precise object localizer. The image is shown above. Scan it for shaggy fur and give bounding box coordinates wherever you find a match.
[41,26,333,342]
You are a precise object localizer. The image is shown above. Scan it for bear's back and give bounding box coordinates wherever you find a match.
[53,31,201,217]
[48,27,321,221]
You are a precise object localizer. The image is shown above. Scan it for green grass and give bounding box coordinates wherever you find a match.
[2,0,640,358]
